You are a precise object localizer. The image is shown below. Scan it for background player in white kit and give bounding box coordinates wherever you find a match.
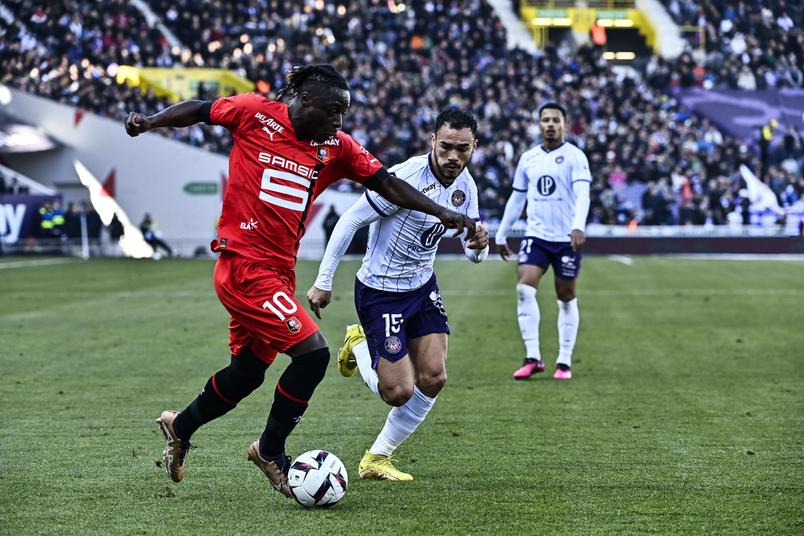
[307,108,489,480]
[495,103,592,381]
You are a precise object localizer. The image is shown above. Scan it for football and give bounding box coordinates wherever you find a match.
[287,450,348,508]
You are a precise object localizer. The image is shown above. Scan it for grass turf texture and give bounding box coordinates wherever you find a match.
[0,256,802,535]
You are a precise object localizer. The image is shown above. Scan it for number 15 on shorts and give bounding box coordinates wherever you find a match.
[383,313,403,337]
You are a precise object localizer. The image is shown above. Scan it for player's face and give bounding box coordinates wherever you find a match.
[299,87,350,142]
[431,125,477,182]
[539,108,565,143]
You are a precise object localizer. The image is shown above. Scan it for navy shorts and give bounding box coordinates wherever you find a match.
[517,236,581,280]
[354,275,450,369]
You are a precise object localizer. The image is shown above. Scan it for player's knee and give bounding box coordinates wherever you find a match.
[380,383,414,407]
[293,347,330,384]
[556,288,576,302]
[418,371,447,397]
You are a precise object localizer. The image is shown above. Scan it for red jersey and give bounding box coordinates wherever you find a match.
[208,93,382,267]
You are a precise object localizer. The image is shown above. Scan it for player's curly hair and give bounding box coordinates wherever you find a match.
[276,64,349,101]
[435,107,478,137]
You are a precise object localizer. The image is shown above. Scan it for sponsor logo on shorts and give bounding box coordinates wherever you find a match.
[560,255,577,274]
[555,155,564,164]
[429,290,448,317]
[384,335,402,354]
[286,316,302,333]
[451,190,466,207]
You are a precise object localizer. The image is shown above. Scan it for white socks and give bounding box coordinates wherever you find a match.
[369,386,436,456]
[557,298,579,367]
[516,283,542,360]
[353,341,438,456]
[353,340,380,397]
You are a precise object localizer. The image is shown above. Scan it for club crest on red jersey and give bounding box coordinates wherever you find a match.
[316,147,330,163]
[286,316,302,333]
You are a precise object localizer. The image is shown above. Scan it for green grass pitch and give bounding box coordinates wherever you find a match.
[1,256,802,535]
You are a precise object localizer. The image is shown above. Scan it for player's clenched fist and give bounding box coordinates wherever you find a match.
[467,222,488,250]
[124,112,153,137]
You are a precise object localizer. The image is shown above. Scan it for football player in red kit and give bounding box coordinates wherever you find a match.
[124,64,476,497]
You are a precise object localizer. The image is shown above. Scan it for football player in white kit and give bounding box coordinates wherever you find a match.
[307,108,489,480]
[495,103,592,381]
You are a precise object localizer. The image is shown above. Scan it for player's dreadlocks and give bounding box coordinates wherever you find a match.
[276,64,349,101]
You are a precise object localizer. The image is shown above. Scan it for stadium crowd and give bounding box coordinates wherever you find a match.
[660,0,803,89]
[1,0,802,226]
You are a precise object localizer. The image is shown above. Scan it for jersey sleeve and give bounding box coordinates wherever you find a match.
[512,153,530,192]
[331,134,383,185]
[364,188,399,217]
[466,176,481,221]
[208,93,258,132]
[571,150,593,183]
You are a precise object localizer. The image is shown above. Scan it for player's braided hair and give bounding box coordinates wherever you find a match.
[276,64,349,101]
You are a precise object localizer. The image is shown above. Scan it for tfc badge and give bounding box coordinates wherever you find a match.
[286,316,302,333]
[384,336,402,354]
[316,147,329,163]
[451,190,466,207]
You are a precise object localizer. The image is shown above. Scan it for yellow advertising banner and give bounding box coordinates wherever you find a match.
[116,67,254,102]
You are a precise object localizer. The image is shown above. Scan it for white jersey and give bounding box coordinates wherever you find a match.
[513,142,592,242]
[357,154,480,292]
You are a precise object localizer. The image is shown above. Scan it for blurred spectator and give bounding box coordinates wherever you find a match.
[322,205,339,246]
[140,212,173,257]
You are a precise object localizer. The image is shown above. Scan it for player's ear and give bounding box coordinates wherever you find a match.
[299,91,313,107]
[431,132,436,148]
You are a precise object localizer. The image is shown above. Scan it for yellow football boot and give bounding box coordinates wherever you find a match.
[337,324,365,377]
[358,451,413,481]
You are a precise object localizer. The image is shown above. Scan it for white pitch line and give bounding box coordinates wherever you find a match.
[0,258,75,270]
[609,255,634,266]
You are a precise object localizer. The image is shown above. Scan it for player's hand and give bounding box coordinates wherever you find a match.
[467,223,488,250]
[306,286,332,319]
[124,112,153,137]
[570,229,585,252]
[497,242,514,261]
[438,209,477,238]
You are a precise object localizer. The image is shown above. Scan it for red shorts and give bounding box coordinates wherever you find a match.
[213,252,319,364]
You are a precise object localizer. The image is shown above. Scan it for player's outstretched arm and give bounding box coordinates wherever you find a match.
[307,197,381,319]
[367,168,476,239]
[124,100,208,137]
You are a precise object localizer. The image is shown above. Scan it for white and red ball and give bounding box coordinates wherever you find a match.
[287,450,348,508]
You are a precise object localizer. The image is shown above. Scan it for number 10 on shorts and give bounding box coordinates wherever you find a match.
[263,291,298,320]
[383,313,403,337]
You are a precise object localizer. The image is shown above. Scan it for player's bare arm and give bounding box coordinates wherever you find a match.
[570,229,585,252]
[124,100,208,136]
[367,168,476,238]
